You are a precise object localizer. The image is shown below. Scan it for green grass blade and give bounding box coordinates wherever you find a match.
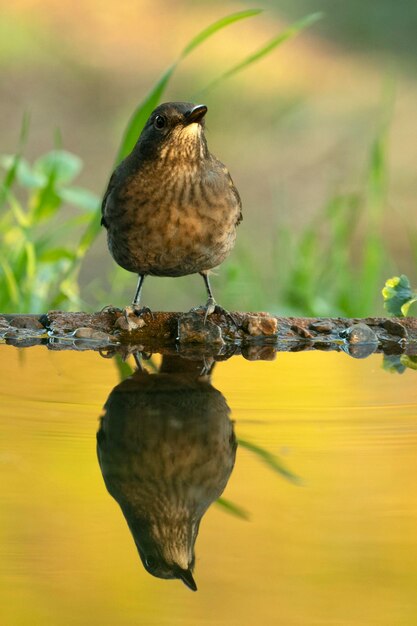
[116,9,262,164]
[25,241,36,280]
[0,155,20,210]
[0,253,20,306]
[216,497,249,520]
[75,212,103,258]
[115,65,176,164]
[114,354,135,381]
[8,192,31,228]
[239,438,302,484]
[0,114,29,209]
[181,9,262,57]
[367,132,388,220]
[201,12,322,93]
[18,112,31,148]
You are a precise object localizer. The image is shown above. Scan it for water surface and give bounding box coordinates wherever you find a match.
[1,346,417,625]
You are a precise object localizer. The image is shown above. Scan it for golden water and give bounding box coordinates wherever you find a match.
[1,346,417,625]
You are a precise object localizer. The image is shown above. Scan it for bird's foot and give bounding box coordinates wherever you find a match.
[133,352,153,373]
[203,296,217,323]
[189,297,215,323]
[100,304,122,314]
[190,299,239,327]
[212,304,239,327]
[124,304,154,320]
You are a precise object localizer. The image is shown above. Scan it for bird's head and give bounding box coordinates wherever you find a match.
[134,101,209,165]
[133,525,198,592]
[138,551,197,592]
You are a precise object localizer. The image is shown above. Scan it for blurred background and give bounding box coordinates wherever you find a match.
[1,0,416,315]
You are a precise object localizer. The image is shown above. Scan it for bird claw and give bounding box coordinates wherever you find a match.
[100,304,122,314]
[189,298,215,323]
[125,305,154,320]
[204,297,216,323]
[190,299,239,327]
[212,305,239,328]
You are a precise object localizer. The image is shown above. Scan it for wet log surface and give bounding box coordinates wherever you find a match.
[1,309,417,360]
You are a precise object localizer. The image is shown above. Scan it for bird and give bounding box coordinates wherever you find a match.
[101,102,242,318]
[96,354,237,591]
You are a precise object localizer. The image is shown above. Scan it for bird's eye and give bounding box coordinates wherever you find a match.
[154,115,166,130]
[145,556,156,569]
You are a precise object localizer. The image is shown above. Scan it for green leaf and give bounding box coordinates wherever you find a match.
[38,247,75,263]
[238,438,301,484]
[0,156,46,188]
[31,182,61,221]
[382,274,416,317]
[34,150,82,184]
[0,155,17,170]
[401,297,417,317]
[59,186,100,212]
[181,9,262,57]
[400,355,417,370]
[201,12,322,93]
[216,497,249,520]
[18,159,46,188]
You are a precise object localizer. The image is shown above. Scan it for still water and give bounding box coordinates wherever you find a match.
[1,345,417,626]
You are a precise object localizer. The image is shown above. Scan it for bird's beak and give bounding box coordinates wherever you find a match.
[186,104,207,125]
[177,567,198,592]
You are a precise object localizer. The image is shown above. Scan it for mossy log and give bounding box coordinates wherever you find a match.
[1,310,417,360]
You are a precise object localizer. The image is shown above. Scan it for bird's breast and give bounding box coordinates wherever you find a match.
[106,163,240,276]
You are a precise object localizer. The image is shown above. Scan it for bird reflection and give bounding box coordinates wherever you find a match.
[97,354,236,591]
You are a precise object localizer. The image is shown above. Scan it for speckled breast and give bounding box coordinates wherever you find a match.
[106,167,240,277]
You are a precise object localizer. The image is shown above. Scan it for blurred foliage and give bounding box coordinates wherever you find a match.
[383,354,417,374]
[0,8,319,314]
[281,125,390,317]
[0,128,100,312]
[382,275,417,317]
[224,117,399,317]
[0,9,414,318]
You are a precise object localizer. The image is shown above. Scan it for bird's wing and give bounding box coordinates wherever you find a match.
[226,169,242,226]
[216,158,243,227]
[231,181,242,226]
[100,171,117,229]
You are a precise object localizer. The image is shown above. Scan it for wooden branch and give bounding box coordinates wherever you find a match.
[1,309,417,360]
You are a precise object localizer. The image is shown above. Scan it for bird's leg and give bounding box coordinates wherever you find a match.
[199,271,238,326]
[132,352,146,372]
[125,274,153,319]
[201,271,216,322]
[99,304,122,314]
[133,274,145,305]
[132,351,153,373]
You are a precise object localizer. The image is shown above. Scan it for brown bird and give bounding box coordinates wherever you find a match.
[96,354,237,591]
[101,102,242,317]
